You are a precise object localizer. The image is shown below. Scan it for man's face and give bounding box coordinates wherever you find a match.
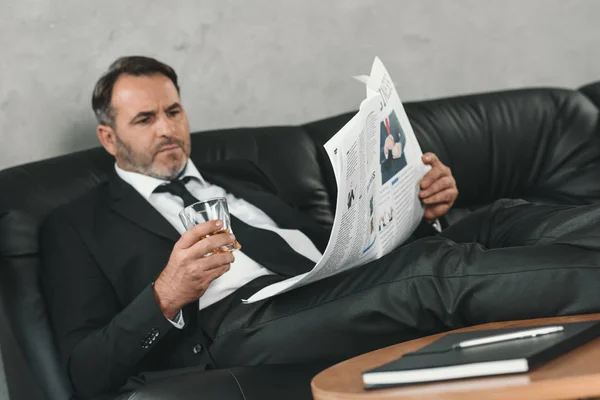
[100,73,191,180]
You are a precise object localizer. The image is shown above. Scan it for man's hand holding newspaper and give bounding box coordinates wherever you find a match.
[420,153,458,222]
[243,57,457,304]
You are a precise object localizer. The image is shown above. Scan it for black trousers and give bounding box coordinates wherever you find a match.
[198,199,600,368]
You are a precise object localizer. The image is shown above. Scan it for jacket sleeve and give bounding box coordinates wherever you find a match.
[39,211,174,399]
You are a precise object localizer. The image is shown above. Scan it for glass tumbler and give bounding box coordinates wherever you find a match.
[178,197,242,255]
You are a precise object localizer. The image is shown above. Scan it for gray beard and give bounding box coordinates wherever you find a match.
[114,134,186,180]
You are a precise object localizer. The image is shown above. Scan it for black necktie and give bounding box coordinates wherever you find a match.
[154,178,315,277]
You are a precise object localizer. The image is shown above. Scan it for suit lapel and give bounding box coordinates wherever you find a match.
[108,174,180,243]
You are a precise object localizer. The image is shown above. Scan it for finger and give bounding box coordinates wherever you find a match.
[188,232,237,259]
[424,203,451,221]
[422,188,458,205]
[419,165,448,190]
[422,152,442,167]
[177,220,224,249]
[419,176,455,198]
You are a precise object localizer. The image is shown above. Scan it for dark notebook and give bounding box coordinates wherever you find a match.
[363,320,600,389]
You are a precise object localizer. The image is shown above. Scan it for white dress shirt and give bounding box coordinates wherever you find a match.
[115,160,322,327]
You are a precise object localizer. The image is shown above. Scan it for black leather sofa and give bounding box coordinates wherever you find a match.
[2,82,600,400]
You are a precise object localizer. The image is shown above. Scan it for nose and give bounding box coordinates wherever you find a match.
[156,113,175,137]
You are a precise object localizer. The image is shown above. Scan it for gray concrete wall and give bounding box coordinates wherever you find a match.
[1,0,600,170]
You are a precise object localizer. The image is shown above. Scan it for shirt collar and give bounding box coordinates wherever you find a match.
[114,159,207,201]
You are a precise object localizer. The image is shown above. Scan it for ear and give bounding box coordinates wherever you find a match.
[97,125,117,157]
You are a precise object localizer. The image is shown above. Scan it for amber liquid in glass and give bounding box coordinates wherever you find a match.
[202,228,242,253]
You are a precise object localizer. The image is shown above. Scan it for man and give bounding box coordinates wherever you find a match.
[41,56,600,399]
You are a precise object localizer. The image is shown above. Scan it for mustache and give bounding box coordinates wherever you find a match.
[154,138,186,152]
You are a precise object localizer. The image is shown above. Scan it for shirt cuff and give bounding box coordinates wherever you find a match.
[167,310,185,329]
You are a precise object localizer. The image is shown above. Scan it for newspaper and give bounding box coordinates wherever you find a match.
[243,57,429,303]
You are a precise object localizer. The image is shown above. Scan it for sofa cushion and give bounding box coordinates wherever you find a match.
[189,126,336,228]
[405,88,600,209]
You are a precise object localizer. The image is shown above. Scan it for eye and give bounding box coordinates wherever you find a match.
[137,117,151,125]
[168,110,180,117]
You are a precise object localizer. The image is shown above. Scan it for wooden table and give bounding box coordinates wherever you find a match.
[312,314,600,400]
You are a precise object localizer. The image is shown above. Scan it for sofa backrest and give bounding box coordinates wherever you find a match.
[1,83,600,399]
[580,81,600,110]
[410,88,600,208]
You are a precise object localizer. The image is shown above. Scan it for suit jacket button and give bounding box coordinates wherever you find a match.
[192,344,203,354]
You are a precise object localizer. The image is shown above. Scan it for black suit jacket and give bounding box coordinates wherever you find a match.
[39,159,331,399]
